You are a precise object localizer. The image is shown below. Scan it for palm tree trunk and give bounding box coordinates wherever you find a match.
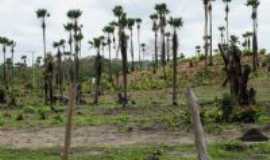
[161,28,166,79]
[120,31,128,107]
[252,10,258,72]
[154,30,158,73]
[108,36,113,83]
[3,48,6,87]
[94,51,102,104]
[137,27,141,70]
[172,30,178,105]
[209,5,213,66]
[42,19,48,104]
[204,4,209,67]
[225,3,229,44]
[166,36,170,63]
[130,29,135,72]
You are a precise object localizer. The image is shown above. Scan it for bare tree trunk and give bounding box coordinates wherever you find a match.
[186,88,209,160]
[209,4,213,66]
[172,30,178,105]
[120,31,128,107]
[204,4,209,67]
[61,84,77,160]
[154,30,158,73]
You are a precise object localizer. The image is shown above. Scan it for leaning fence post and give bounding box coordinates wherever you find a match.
[186,88,209,160]
[61,83,77,160]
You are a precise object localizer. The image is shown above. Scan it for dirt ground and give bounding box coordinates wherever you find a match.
[0,125,243,149]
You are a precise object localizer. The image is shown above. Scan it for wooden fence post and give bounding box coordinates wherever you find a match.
[186,88,209,160]
[61,83,77,160]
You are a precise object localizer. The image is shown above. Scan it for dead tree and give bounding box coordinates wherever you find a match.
[61,84,77,160]
[186,88,209,160]
[218,36,256,106]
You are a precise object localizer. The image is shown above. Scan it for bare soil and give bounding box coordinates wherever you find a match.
[0,125,242,149]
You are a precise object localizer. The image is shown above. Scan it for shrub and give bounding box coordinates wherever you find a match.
[23,106,36,113]
[220,93,234,122]
[37,107,50,120]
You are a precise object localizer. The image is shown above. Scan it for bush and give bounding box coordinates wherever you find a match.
[0,114,4,126]
[37,106,50,120]
[23,106,36,113]
[220,93,234,122]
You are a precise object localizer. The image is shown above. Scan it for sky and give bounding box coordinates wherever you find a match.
[0,0,269,64]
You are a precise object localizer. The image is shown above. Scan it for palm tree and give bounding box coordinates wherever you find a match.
[247,0,260,71]
[127,18,135,72]
[150,13,159,73]
[165,32,171,62]
[103,25,115,82]
[218,26,225,44]
[119,13,129,107]
[0,37,9,87]
[36,9,50,59]
[9,41,16,81]
[242,32,249,50]
[202,0,209,66]
[67,9,82,83]
[135,18,142,70]
[64,23,74,57]
[155,3,170,78]
[113,6,129,107]
[195,45,201,57]
[89,37,102,104]
[168,17,183,105]
[67,9,82,103]
[21,55,27,67]
[36,8,50,104]
[141,43,146,66]
[53,40,64,97]
[222,0,232,44]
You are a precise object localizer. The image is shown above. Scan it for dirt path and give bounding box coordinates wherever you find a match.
[0,126,241,149]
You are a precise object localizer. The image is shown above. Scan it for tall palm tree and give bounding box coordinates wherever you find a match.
[36,8,50,103]
[119,13,129,107]
[103,25,115,82]
[67,9,82,83]
[165,32,171,62]
[89,37,102,104]
[113,6,129,107]
[141,43,146,66]
[67,9,82,103]
[168,17,183,105]
[135,18,142,70]
[195,45,201,57]
[155,3,170,78]
[127,18,135,72]
[222,0,232,44]
[21,55,27,67]
[53,40,64,97]
[64,23,74,57]
[247,0,260,71]
[0,37,9,87]
[202,0,209,66]
[218,26,225,44]
[9,41,16,81]
[150,13,159,73]
[113,5,124,59]
[36,9,50,59]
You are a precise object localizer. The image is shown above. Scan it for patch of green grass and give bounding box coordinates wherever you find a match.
[0,141,270,160]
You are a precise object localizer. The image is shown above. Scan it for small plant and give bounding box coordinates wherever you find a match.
[220,93,234,122]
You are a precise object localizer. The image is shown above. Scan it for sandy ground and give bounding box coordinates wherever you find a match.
[0,125,243,149]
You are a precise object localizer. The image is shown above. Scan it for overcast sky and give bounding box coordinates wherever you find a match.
[0,0,269,64]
